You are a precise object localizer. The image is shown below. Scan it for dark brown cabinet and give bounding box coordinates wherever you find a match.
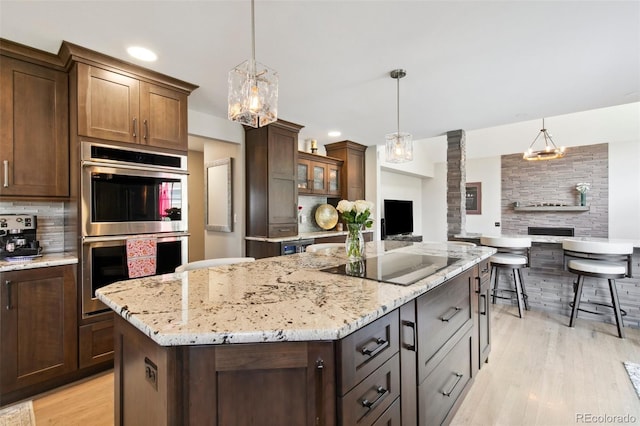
[324,141,367,201]
[79,316,114,369]
[75,63,189,151]
[401,268,476,426]
[0,54,69,198]
[114,315,335,425]
[297,151,342,196]
[0,265,77,405]
[476,258,491,367]
[245,120,303,238]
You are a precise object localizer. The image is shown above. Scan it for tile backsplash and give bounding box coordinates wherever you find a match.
[298,195,334,233]
[0,201,66,253]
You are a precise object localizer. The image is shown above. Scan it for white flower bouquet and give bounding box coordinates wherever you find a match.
[336,199,374,228]
[576,183,590,194]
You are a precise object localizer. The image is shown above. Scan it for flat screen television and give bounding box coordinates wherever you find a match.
[384,199,413,236]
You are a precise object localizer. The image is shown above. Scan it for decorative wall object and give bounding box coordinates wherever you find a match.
[465,182,482,215]
[206,158,233,232]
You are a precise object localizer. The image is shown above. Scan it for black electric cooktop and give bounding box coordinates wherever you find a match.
[320,252,460,286]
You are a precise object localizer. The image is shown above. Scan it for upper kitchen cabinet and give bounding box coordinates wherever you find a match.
[246,120,303,238]
[0,43,69,199]
[297,151,342,197]
[61,42,197,152]
[324,141,367,201]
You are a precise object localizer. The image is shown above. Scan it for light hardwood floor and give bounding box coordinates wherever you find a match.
[30,305,640,425]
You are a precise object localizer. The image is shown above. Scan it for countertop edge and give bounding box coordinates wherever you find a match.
[0,253,78,272]
[97,247,495,347]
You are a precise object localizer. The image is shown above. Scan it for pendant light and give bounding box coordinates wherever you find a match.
[523,118,566,161]
[228,0,278,128]
[385,69,413,163]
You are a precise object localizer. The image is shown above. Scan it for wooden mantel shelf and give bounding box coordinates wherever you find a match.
[514,206,590,212]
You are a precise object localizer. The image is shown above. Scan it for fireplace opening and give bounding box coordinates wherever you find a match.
[528,227,575,236]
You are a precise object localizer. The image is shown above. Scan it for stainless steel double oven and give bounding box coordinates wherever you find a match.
[80,142,189,317]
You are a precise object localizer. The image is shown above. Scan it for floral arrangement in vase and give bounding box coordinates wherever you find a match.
[336,200,374,261]
[576,182,590,206]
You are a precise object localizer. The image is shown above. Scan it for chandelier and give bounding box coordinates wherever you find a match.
[385,69,413,163]
[228,0,278,128]
[523,118,565,161]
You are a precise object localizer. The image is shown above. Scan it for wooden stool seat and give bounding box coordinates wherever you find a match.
[562,238,633,339]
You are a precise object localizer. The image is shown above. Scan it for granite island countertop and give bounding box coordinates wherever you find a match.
[96,240,495,347]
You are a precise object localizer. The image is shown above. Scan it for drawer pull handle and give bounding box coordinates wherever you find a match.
[3,160,8,187]
[441,307,462,322]
[315,359,325,426]
[442,373,463,397]
[278,228,293,232]
[480,294,487,316]
[361,386,389,410]
[402,320,416,351]
[5,280,12,310]
[481,263,490,274]
[361,337,388,357]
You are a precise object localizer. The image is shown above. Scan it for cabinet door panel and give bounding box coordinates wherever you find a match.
[0,57,69,197]
[140,82,187,151]
[0,266,77,392]
[77,63,139,143]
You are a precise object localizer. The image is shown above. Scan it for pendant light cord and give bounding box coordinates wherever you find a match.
[396,76,400,135]
[251,0,256,63]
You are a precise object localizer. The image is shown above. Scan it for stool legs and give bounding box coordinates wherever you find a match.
[570,275,625,339]
[490,266,498,304]
[513,269,525,318]
[608,279,625,339]
[490,264,527,318]
[569,275,584,328]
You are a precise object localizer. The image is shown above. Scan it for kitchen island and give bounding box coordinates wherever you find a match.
[97,240,495,425]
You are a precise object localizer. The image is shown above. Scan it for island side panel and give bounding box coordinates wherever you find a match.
[114,315,181,426]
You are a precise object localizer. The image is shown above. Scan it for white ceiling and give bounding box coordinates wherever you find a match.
[1,1,639,148]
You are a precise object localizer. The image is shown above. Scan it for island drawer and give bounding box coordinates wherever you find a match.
[337,309,399,395]
[418,328,473,426]
[339,353,400,426]
[416,269,472,382]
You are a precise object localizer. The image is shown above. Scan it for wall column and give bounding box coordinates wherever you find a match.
[447,130,467,238]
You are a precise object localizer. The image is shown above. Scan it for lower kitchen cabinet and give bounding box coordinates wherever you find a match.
[0,265,77,405]
[79,315,114,368]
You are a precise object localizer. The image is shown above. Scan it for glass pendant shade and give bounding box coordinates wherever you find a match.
[523,119,565,161]
[385,132,413,163]
[227,0,278,128]
[385,68,413,163]
[228,59,278,128]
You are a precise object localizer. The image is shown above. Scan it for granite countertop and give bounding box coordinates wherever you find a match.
[0,253,78,272]
[97,241,495,347]
[245,229,374,243]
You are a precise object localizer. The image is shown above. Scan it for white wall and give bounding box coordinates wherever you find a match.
[465,156,501,236]
[202,139,245,258]
[421,164,447,242]
[609,140,640,239]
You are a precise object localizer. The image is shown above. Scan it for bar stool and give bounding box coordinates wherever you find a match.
[562,239,633,338]
[480,236,531,318]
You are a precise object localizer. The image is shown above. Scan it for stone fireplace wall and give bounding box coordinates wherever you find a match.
[501,143,608,237]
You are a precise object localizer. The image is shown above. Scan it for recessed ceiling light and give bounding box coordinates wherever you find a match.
[328,131,341,137]
[127,46,157,62]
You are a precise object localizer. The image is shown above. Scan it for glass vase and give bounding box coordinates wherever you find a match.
[580,192,586,206]
[345,223,365,261]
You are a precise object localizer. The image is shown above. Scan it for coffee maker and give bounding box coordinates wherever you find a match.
[0,214,40,259]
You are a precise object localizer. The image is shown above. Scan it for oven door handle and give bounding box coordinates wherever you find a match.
[83,232,190,243]
[81,160,189,175]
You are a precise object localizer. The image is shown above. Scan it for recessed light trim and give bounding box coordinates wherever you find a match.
[127,46,157,62]
[328,131,341,137]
